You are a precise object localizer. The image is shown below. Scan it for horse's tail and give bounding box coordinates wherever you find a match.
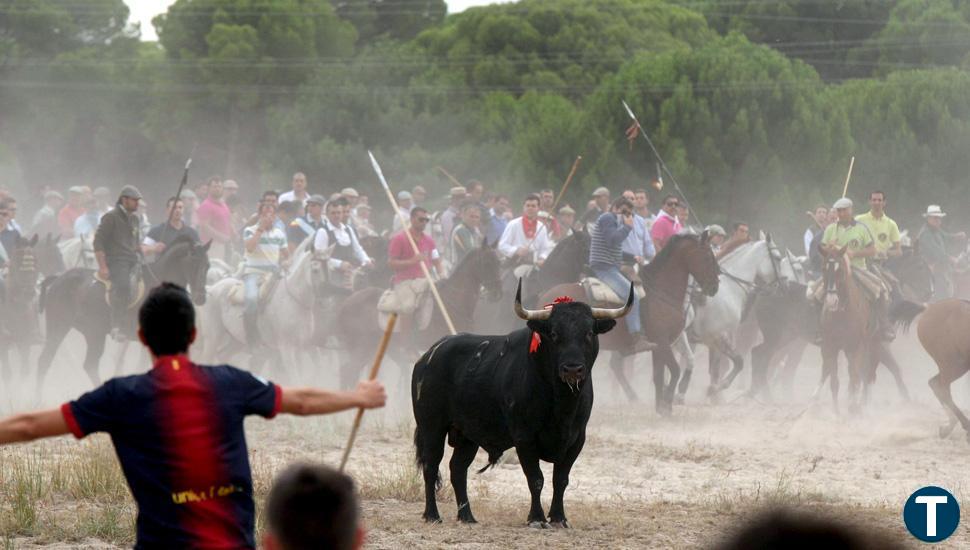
[890,300,926,333]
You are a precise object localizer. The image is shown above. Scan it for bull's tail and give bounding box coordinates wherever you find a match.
[890,300,926,333]
[413,426,442,491]
[476,451,504,474]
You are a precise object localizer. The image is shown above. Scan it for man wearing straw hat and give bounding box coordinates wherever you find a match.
[918,204,966,300]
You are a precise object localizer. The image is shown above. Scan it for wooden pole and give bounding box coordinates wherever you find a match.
[339,313,397,472]
[436,166,463,188]
[370,152,458,335]
[841,156,856,198]
[551,155,582,213]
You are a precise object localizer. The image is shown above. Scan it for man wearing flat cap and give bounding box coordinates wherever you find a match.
[288,194,326,252]
[94,185,144,341]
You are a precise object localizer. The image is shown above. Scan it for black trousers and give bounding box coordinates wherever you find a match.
[108,259,136,332]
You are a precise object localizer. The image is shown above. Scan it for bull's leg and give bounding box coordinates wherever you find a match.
[610,353,639,403]
[416,424,447,523]
[514,444,547,528]
[549,433,585,528]
[448,436,480,524]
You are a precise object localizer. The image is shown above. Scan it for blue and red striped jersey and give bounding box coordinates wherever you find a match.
[61,355,282,549]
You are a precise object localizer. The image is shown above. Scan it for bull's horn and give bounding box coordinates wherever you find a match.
[513,279,551,321]
[590,283,635,320]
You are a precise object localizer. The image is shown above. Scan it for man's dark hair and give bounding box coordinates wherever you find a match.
[262,190,280,200]
[166,197,184,209]
[466,180,484,193]
[634,188,649,198]
[329,197,350,208]
[0,197,15,209]
[459,199,480,213]
[662,194,679,205]
[524,194,541,205]
[732,221,749,232]
[870,190,886,200]
[715,510,904,550]
[138,283,195,356]
[266,463,360,550]
[278,200,299,216]
[411,206,429,219]
[611,197,634,211]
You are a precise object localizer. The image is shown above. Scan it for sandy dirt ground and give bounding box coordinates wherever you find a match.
[2,328,970,548]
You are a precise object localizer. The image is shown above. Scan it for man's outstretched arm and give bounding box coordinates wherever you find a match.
[279,380,386,416]
[0,408,70,444]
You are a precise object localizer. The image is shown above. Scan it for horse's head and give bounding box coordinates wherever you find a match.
[821,244,849,310]
[887,248,934,302]
[472,241,503,302]
[186,240,211,305]
[8,234,40,301]
[34,233,64,277]
[159,238,210,306]
[756,233,795,290]
[688,231,720,296]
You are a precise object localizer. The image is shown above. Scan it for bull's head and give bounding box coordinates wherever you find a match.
[513,279,631,391]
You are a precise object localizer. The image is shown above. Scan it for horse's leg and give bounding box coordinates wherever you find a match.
[846,345,866,415]
[610,353,639,403]
[928,366,970,440]
[715,338,745,393]
[651,348,667,416]
[778,340,808,399]
[876,343,910,402]
[35,318,71,403]
[707,347,722,401]
[80,328,106,388]
[113,341,130,378]
[662,346,681,415]
[674,334,694,404]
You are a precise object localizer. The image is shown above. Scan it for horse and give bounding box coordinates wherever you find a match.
[1,234,40,383]
[476,230,590,334]
[676,236,796,401]
[336,243,503,389]
[36,236,210,397]
[891,299,970,441]
[813,246,874,414]
[58,233,97,270]
[33,233,65,277]
[198,237,326,381]
[541,233,720,415]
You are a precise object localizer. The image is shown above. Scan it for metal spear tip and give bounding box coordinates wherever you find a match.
[622,99,636,119]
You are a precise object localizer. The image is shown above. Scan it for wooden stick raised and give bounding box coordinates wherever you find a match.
[552,155,583,214]
[842,156,856,198]
[436,166,463,188]
[339,313,397,472]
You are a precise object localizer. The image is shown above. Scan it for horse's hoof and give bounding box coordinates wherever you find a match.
[549,520,571,529]
[673,394,685,406]
[528,520,550,529]
[940,425,956,439]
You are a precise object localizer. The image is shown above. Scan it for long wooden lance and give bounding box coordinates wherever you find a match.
[551,155,582,214]
[436,165,464,188]
[369,151,458,336]
[841,156,856,198]
[622,100,704,227]
[161,143,197,244]
[339,313,397,472]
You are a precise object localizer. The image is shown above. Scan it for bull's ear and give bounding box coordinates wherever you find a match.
[593,319,616,334]
[526,320,550,335]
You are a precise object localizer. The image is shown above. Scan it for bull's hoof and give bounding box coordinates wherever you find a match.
[528,520,550,529]
[457,508,477,524]
[549,520,571,529]
[423,514,442,524]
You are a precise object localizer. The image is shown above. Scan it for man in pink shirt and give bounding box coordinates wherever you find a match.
[385,207,442,322]
[195,177,233,261]
[649,194,683,252]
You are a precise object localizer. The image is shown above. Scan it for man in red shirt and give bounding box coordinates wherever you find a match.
[385,207,441,323]
[196,177,234,261]
[650,194,683,252]
[0,283,386,548]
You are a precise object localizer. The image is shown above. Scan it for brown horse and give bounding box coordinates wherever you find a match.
[892,299,970,441]
[814,246,875,413]
[335,243,503,389]
[541,233,720,415]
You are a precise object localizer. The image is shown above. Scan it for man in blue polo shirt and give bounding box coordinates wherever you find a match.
[0,283,386,548]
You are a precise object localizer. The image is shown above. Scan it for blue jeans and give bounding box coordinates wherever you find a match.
[243,272,263,315]
[592,265,640,334]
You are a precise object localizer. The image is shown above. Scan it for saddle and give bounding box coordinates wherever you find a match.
[581,276,646,306]
[94,270,146,310]
[226,274,280,307]
[378,279,433,332]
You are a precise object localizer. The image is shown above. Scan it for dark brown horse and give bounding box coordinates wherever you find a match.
[336,243,503,389]
[541,233,720,415]
[814,246,874,413]
[1,234,40,382]
[892,299,970,441]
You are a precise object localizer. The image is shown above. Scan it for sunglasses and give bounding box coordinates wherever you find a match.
[665,201,679,207]
[416,217,431,223]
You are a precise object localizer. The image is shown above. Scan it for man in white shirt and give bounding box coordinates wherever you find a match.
[313,197,372,295]
[278,172,309,207]
[498,194,554,267]
[438,186,466,248]
[242,201,289,347]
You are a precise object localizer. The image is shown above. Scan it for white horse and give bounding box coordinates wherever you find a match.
[197,238,326,380]
[58,234,97,270]
[682,236,796,399]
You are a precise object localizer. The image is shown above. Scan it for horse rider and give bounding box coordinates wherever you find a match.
[497,194,554,271]
[450,199,484,266]
[386,207,443,332]
[819,197,893,340]
[804,204,828,257]
[287,194,325,253]
[650,194,682,252]
[621,189,656,268]
[855,189,902,298]
[141,197,199,261]
[242,201,289,348]
[312,197,372,297]
[590,196,655,353]
[918,204,966,301]
[704,224,727,257]
[93,185,144,342]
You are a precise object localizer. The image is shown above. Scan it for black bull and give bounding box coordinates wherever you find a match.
[412,281,633,528]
